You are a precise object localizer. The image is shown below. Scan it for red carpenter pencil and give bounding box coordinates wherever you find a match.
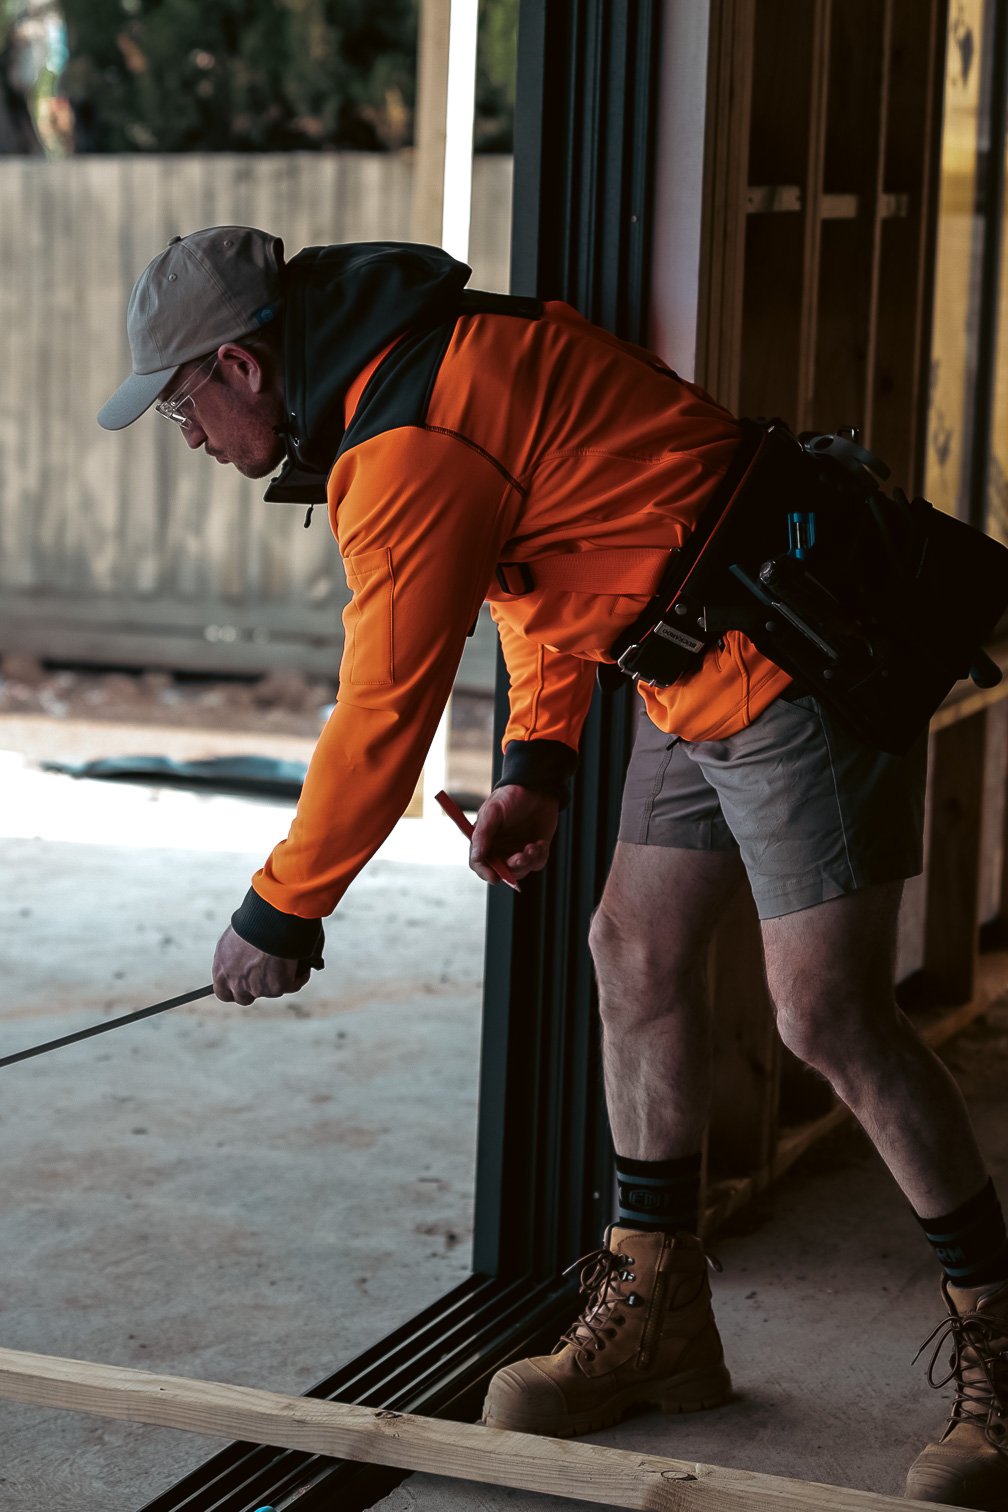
[434,790,522,892]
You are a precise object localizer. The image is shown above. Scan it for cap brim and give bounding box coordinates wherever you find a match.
[97,365,181,431]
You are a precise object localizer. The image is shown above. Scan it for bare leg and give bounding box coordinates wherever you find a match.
[762,881,989,1216]
[588,841,745,1160]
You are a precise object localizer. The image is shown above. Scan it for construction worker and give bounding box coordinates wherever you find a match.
[99,227,1007,1508]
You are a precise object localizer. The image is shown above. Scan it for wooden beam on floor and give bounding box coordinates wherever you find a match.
[0,1345,959,1511]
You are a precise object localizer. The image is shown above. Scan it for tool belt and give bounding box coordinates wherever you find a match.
[607,419,1008,754]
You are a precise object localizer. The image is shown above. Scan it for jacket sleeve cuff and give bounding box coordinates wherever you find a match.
[495,739,578,809]
[231,887,325,962]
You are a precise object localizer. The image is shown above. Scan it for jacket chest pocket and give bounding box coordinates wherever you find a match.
[341,547,395,687]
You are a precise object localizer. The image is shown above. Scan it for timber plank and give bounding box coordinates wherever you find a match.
[707,886,780,1181]
[696,0,755,410]
[0,1346,960,1512]
[922,714,987,1004]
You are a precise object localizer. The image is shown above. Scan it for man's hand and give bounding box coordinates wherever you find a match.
[212,925,312,1006]
[469,785,560,885]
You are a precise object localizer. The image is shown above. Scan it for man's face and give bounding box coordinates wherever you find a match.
[161,344,286,479]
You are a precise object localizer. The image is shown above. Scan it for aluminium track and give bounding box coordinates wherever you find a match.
[137,1272,578,1512]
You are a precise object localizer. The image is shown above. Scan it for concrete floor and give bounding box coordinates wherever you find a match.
[0,713,1005,1510]
[0,720,485,1510]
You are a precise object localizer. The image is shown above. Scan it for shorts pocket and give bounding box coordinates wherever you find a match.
[342,547,395,687]
[779,690,821,718]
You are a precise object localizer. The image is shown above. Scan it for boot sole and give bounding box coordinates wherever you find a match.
[482,1363,732,1438]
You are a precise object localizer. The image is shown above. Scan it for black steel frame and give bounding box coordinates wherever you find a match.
[140,3,661,1507]
[473,0,661,1287]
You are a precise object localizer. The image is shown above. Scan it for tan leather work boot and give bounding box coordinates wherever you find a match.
[482,1226,731,1437]
[905,1275,1008,1506]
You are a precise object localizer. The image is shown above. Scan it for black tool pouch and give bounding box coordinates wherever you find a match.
[607,420,1008,754]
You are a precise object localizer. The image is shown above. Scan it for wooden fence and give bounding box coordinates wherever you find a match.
[703,647,1008,1231]
[0,152,512,678]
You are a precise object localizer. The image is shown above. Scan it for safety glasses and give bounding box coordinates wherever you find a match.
[155,353,218,427]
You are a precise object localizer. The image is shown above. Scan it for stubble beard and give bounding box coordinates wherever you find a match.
[235,433,288,479]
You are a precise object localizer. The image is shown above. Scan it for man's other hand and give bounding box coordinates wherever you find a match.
[469,785,559,885]
[212,925,312,1005]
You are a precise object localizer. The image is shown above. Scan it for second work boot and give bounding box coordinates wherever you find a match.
[482,1226,731,1437]
[905,1275,1008,1507]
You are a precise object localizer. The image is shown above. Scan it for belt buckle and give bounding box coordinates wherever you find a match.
[495,561,535,595]
[617,644,642,676]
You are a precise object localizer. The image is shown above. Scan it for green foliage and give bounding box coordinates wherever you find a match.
[0,0,24,47]
[475,0,516,151]
[59,0,419,152]
[57,0,517,154]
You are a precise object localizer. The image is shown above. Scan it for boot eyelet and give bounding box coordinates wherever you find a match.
[626,1293,641,1307]
[597,1342,606,1352]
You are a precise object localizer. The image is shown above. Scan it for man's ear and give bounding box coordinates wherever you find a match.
[217,342,266,394]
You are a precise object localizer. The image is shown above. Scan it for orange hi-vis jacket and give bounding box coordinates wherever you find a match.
[230,243,791,958]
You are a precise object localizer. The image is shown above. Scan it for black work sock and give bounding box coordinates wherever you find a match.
[915,1177,1008,1288]
[615,1152,702,1235]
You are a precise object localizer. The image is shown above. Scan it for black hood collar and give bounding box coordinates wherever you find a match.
[277,240,471,476]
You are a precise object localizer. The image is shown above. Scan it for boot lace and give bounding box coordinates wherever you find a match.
[556,1241,723,1358]
[557,1245,639,1355]
[913,1305,1008,1455]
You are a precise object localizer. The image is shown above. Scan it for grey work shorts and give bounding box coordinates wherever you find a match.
[617,691,928,919]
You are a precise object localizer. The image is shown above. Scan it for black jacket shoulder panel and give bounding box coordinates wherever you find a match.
[280,242,472,473]
[336,319,456,461]
[335,292,544,463]
[265,242,546,497]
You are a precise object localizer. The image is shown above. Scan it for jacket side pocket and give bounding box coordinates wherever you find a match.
[342,547,395,687]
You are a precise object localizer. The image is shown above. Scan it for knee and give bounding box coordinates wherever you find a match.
[771,971,899,1081]
[588,901,702,1023]
[588,900,645,982]
[771,963,841,1067]
[775,1003,845,1076]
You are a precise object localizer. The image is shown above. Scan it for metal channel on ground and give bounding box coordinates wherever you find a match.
[143,3,662,1507]
[137,1276,578,1511]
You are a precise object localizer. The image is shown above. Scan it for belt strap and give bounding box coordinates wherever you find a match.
[495,546,670,598]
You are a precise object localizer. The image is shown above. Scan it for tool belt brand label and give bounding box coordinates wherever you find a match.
[653,621,705,654]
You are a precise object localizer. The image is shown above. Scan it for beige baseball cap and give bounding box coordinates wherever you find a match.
[97,225,284,430]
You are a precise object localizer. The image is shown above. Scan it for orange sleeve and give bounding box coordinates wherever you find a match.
[490,602,598,753]
[249,427,516,924]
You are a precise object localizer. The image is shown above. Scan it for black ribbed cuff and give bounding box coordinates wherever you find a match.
[231,887,325,963]
[495,739,578,809]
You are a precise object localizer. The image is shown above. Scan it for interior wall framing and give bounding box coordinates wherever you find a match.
[696,0,947,499]
[686,0,1008,1223]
